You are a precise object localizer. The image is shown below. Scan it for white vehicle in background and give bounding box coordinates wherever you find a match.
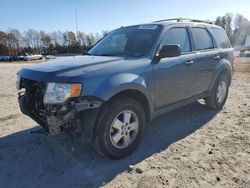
[240,35,250,55]
[23,53,43,61]
[45,55,56,59]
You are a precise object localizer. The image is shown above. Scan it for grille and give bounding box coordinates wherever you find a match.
[22,78,47,119]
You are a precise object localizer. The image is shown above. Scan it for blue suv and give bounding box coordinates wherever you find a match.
[17,18,234,159]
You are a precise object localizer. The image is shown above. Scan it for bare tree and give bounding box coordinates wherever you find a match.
[67,31,77,46]
[49,31,59,46]
[40,31,50,48]
[56,31,64,46]
[8,29,22,54]
[77,31,86,46]
[7,33,18,55]
[24,29,37,48]
[235,14,249,28]
[85,33,95,47]
[0,31,8,55]
[95,32,102,42]
[0,31,8,46]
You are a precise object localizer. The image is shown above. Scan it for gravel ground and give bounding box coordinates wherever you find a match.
[0,59,249,188]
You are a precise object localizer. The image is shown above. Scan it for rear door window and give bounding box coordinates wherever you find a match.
[161,27,191,53]
[211,28,231,49]
[191,28,213,50]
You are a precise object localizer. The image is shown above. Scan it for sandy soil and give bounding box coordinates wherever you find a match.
[0,59,249,188]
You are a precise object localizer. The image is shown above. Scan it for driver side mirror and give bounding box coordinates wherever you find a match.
[156,45,181,59]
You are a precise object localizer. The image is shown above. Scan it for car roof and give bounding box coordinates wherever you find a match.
[136,18,222,29]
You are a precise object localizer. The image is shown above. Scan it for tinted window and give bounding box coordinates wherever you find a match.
[95,34,128,55]
[88,24,163,57]
[191,28,213,50]
[211,28,231,49]
[161,28,191,53]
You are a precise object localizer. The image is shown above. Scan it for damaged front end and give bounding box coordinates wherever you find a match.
[17,77,103,136]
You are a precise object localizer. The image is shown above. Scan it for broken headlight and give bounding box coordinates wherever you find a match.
[44,83,82,104]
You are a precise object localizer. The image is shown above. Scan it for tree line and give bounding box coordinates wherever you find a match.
[0,29,109,56]
[215,13,250,46]
[0,13,250,56]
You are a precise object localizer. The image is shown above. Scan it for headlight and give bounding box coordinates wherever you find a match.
[44,83,82,104]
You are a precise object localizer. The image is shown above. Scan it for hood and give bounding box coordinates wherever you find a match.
[18,55,124,82]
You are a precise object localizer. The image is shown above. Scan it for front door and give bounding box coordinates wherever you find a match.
[153,27,196,109]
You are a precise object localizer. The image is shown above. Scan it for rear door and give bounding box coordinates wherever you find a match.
[153,27,197,109]
[210,27,234,68]
[188,26,220,95]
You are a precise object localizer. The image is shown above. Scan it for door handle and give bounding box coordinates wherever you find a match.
[185,60,194,65]
[213,55,220,60]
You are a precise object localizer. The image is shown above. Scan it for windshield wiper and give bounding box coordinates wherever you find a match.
[98,54,114,56]
[82,51,92,55]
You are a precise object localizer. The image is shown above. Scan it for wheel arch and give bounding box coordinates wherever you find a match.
[105,89,151,122]
[208,59,233,92]
[90,73,154,119]
[220,68,232,85]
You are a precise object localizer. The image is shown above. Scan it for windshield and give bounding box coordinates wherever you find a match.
[88,24,163,57]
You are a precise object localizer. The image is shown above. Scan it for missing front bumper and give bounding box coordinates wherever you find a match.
[18,93,103,136]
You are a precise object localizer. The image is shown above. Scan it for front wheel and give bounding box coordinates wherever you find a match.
[205,74,229,109]
[93,97,146,159]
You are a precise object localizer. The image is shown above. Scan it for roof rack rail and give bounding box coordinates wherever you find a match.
[153,18,214,25]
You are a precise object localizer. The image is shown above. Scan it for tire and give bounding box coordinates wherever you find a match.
[93,97,146,159]
[205,74,229,109]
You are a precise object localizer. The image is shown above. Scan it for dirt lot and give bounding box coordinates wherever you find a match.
[0,58,249,188]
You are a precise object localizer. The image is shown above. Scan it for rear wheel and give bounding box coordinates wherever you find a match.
[205,74,229,109]
[93,97,146,159]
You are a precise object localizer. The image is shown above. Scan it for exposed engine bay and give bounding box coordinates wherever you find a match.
[18,78,103,136]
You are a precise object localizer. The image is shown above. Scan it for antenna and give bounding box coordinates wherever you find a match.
[75,9,78,34]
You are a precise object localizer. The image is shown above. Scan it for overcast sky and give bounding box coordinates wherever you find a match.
[1,0,250,33]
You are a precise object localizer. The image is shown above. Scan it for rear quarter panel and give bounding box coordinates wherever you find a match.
[207,48,234,91]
